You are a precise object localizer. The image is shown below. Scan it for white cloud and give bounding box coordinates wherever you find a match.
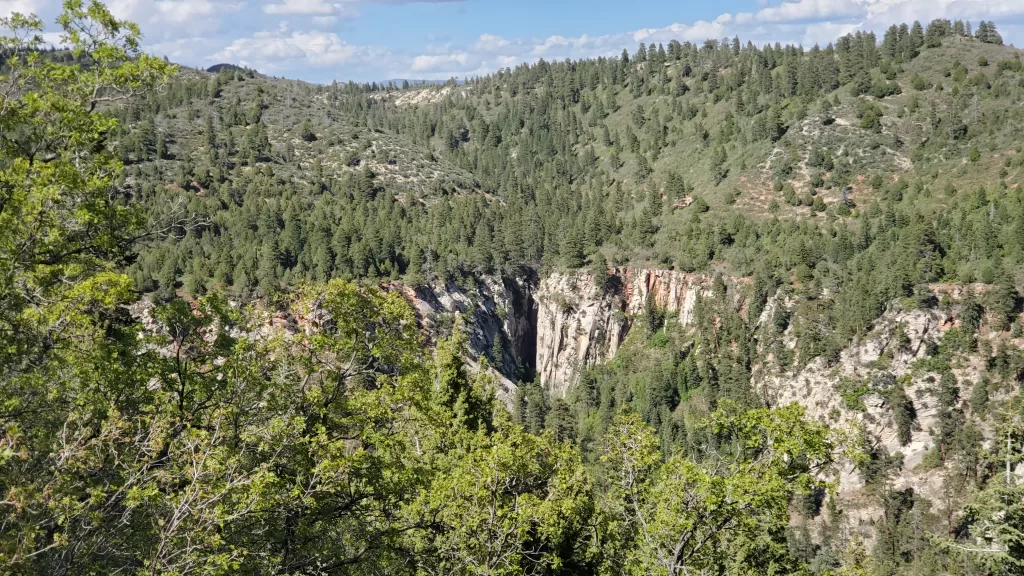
[859,0,1024,29]
[154,0,243,23]
[264,0,337,15]
[105,0,243,38]
[214,26,378,73]
[426,0,1024,82]
[411,51,467,72]
[150,35,226,62]
[0,0,45,17]
[755,0,863,23]
[474,33,509,52]
[533,35,570,55]
[494,54,518,68]
[802,21,861,45]
[632,18,729,45]
[291,30,362,64]
[7,0,1024,83]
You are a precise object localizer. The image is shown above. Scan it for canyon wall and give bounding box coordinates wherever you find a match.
[394,268,735,399]
[533,272,626,399]
[534,268,741,397]
[390,276,534,405]
[750,285,1024,516]
[391,271,1013,510]
[234,270,1013,530]
[135,268,1012,512]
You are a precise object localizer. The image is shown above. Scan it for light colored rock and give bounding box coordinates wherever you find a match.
[390,277,532,406]
[622,268,722,325]
[533,268,744,397]
[534,272,627,398]
[751,299,998,504]
[136,267,1015,527]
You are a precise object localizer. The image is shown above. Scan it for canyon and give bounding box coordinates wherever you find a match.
[400,268,729,399]
[133,266,1014,510]
[399,268,1019,507]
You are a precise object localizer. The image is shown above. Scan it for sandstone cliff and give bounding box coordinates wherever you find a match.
[534,268,742,397]
[527,270,1018,516]
[533,272,626,398]
[751,285,1023,526]
[390,276,534,405]
[134,268,1016,515]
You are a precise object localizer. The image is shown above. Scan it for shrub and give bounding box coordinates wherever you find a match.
[870,82,901,98]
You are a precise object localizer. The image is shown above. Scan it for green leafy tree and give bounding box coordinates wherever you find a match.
[404,420,595,575]
[598,404,839,576]
[0,0,172,376]
[969,145,981,163]
[299,117,317,141]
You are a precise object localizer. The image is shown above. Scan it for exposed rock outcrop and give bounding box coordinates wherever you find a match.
[353,271,1024,535]
[621,268,733,324]
[390,277,534,405]
[534,272,627,399]
[755,302,952,497]
[533,268,742,397]
[751,290,1024,520]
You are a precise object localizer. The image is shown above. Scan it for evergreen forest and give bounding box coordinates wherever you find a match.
[5,2,1024,575]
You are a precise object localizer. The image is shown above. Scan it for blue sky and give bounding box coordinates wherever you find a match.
[4,0,1024,83]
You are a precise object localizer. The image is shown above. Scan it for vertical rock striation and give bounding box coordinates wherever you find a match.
[533,268,735,397]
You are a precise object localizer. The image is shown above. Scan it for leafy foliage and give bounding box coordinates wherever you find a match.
[5,4,1024,576]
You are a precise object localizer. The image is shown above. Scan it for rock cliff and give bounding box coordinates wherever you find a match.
[135,268,1013,514]
[533,268,742,397]
[533,272,626,398]
[391,268,737,400]
[389,271,1020,532]
[389,276,535,405]
[212,265,1004,514]
[751,285,1023,522]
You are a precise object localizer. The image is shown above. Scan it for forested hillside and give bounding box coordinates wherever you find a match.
[124,18,1023,297]
[5,1,1024,575]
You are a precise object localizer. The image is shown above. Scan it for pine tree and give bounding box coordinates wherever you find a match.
[204,114,216,149]
[156,133,167,160]
[256,238,280,296]
[635,154,652,183]
[546,398,575,443]
[562,226,586,268]
[300,117,317,142]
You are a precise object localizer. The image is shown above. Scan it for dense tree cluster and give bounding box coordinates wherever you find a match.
[115,17,1024,364]
[5,3,1024,575]
[0,6,839,569]
[0,5,836,575]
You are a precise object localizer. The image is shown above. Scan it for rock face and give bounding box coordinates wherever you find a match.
[390,277,536,405]
[620,268,725,325]
[529,271,1011,509]
[393,268,736,400]
[386,270,1010,512]
[750,290,1024,515]
[533,268,740,397]
[136,268,1010,516]
[755,301,951,497]
[388,271,1017,530]
[534,272,627,399]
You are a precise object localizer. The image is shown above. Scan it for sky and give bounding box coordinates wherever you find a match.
[3,0,1024,83]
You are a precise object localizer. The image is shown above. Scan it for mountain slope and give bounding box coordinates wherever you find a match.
[8,4,1024,573]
